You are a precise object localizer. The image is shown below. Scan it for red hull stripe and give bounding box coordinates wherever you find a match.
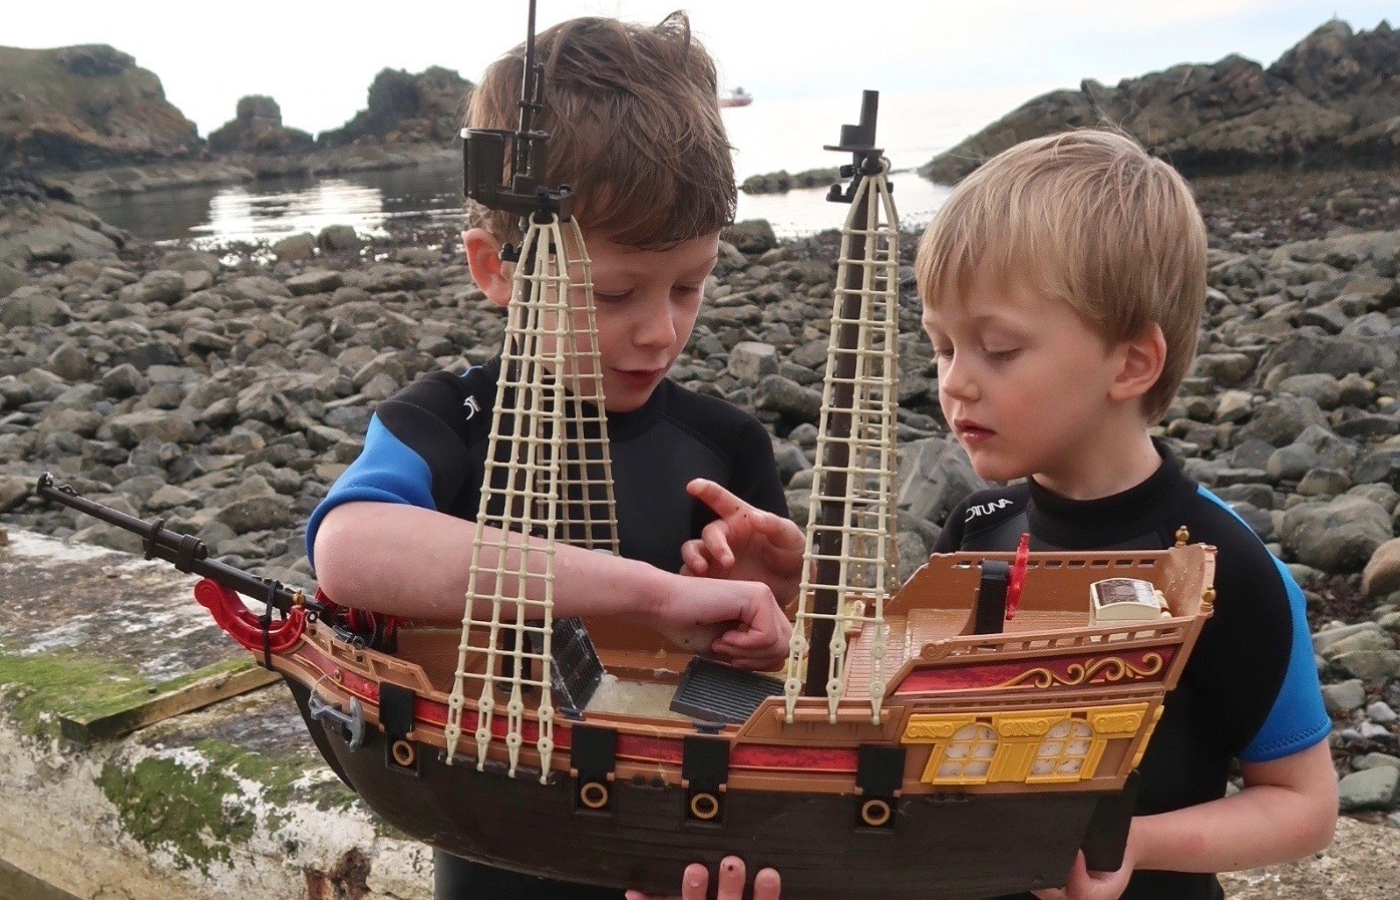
[294,644,859,773]
[894,648,1174,695]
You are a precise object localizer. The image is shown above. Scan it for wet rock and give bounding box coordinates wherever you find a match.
[1339,766,1400,813]
[318,224,361,255]
[728,342,779,383]
[286,269,343,296]
[897,437,986,526]
[0,475,32,513]
[755,374,821,423]
[1281,495,1392,573]
[1364,538,1400,599]
[1235,394,1329,446]
[1322,678,1367,715]
[272,233,316,263]
[725,220,778,255]
[107,409,199,448]
[0,286,72,327]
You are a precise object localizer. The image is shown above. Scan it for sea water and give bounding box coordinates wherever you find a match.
[85,84,1046,248]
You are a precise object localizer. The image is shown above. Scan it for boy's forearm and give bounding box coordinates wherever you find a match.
[1127,742,1337,875]
[313,501,672,621]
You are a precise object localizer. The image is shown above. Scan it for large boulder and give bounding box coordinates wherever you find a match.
[0,44,202,171]
[922,20,1400,183]
[1280,495,1393,573]
[207,95,314,155]
[317,66,472,148]
[1,174,127,269]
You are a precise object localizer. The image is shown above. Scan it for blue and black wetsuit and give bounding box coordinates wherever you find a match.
[936,445,1331,900]
[306,358,788,900]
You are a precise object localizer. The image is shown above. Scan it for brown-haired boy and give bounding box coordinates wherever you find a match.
[308,12,798,900]
[917,129,1337,900]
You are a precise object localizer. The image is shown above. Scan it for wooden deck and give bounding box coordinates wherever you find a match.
[842,606,1093,696]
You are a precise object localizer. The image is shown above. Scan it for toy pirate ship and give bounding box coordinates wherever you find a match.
[36,10,1217,898]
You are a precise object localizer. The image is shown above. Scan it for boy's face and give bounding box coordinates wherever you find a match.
[465,227,719,413]
[921,270,1131,495]
[565,230,719,412]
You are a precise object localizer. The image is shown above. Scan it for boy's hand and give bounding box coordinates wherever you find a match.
[1032,851,1133,900]
[654,575,792,671]
[681,479,805,604]
[625,856,781,900]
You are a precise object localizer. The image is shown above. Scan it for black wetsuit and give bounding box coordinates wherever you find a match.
[307,358,788,900]
[934,445,1330,900]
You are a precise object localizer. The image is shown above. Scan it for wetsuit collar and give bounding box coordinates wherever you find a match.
[1026,439,1188,550]
[481,355,669,442]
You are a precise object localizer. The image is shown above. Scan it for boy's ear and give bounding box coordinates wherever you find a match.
[1109,323,1167,404]
[462,228,513,308]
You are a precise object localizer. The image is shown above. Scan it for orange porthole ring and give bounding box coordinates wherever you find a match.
[860,798,892,827]
[689,792,720,821]
[579,781,610,810]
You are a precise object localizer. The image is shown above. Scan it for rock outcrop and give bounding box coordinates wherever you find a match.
[0,171,129,267]
[207,95,314,155]
[923,19,1400,183]
[317,66,472,148]
[0,44,202,171]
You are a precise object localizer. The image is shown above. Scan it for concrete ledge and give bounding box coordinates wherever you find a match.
[0,527,429,899]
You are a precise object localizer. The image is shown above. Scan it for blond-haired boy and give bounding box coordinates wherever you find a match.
[308,13,798,900]
[917,129,1336,900]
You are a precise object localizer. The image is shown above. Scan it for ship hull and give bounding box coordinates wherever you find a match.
[309,709,1120,900]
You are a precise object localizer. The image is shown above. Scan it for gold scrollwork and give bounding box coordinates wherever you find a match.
[998,653,1164,690]
[904,720,962,740]
[996,716,1058,737]
[1089,712,1143,734]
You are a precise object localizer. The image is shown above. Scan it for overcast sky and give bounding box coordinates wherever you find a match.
[6,1,1395,138]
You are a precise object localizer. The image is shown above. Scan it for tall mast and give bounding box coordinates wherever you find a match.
[785,91,901,724]
[447,0,618,781]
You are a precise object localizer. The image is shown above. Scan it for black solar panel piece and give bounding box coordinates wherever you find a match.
[669,657,784,725]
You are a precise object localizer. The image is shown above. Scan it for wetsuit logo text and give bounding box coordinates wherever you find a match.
[965,498,1015,521]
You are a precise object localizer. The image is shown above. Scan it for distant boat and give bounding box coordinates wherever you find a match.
[720,87,752,108]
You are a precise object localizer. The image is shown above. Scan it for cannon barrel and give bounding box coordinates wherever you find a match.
[34,472,322,616]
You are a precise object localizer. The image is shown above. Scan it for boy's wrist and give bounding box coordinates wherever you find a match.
[622,557,674,622]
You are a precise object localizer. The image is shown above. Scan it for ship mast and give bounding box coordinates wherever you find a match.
[784,91,901,724]
[446,0,619,783]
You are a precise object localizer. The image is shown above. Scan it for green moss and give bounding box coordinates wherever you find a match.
[1,648,361,866]
[95,737,355,872]
[0,649,144,740]
[97,745,253,872]
[0,649,259,740]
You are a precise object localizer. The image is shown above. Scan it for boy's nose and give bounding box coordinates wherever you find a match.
[634,300,678,348]
[939,356,979,402]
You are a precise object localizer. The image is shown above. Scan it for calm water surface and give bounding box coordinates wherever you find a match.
[86,85,1047,250]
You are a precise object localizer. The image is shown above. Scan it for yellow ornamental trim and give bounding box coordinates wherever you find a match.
[995,715,1063,738]
[999,653,1164,690]
[902,714,976,743]
[1088,708,1145,736]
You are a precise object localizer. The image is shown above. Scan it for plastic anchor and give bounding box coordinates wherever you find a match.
[308,692,366,751]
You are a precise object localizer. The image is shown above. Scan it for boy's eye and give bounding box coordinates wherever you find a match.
[592,290,631,302]
[984,347,1021,362]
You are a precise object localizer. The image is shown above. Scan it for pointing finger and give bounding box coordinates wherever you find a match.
[687,478,750,519]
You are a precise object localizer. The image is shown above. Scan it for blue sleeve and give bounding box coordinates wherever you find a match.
[1194,488,1332,763]
[1239,556,1332,763]
[304,415,437,566]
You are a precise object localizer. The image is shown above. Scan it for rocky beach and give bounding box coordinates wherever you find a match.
[3,13,1400,900]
